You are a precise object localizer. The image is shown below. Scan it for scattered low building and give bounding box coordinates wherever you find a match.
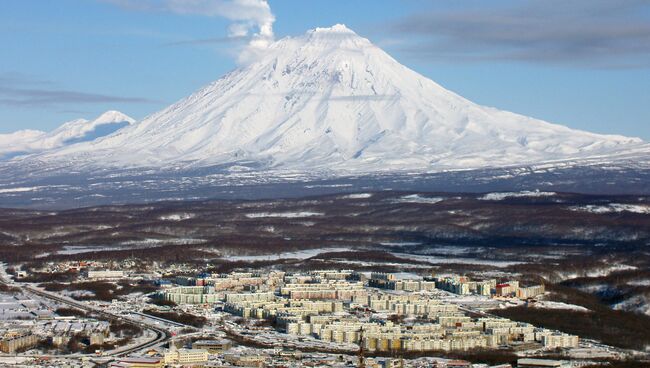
[517,358,571,368]
[192,339,232,353]
[110,357,164,368]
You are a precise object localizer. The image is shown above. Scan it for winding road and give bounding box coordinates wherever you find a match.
[0,263,171,360]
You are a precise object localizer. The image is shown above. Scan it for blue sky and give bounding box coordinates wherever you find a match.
[1,0,649,139]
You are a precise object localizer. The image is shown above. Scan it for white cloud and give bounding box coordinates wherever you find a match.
[104,0,275,63]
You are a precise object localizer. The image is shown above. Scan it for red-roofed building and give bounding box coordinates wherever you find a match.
[110,357,163,368]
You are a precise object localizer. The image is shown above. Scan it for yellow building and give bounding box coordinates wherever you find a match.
[0,332,38,354]
[164,348,209,366]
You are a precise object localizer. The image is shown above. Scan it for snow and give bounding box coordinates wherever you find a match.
[159,213,195,221]
[245,211,323,218]
[629,279,650,286]
[224,247,350,261]
[0,185,71,194]
[52,239,203,255]
[558,264,637,281]
[379,242,422,247]
[11,25,647,174]
[342,193,373,199]
[479,190,556,201]
[390,252,523,267]
[531,300,590,312]
[392,194,444,204]
[0,186,43,194]
[613,294,650,316]
[0,110,133,160]
[568,203,650,214]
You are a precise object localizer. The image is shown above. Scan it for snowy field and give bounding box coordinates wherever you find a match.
[568,203,650,214]
[245,211,324,218]
[223,247,352,261]
[479,190,556,201]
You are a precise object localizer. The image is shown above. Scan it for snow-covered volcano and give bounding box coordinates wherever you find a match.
[18,25,650,172]
[0,111,134,160]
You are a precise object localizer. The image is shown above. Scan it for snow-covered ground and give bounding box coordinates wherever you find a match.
[530,300,590,312]
[379,241,422,247]
[479,190,556,201]
[245,211,324,218]
[390,252,523,267]
[49,239,204,256]
[223,247,352,261]
[391,194,445,204]
[0,185,73,194]
[415,246,485,256]
[341,193,373,199]
[159,213,195,221]
[613,294,650,316]
[629,279,650,286]
[559,264,637,280]
[568,203,650,214]
[496,298,590,312]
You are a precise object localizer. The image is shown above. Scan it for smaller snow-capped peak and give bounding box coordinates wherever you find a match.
[94,110,136,125]
[0,110,134,160]
[52,110,134,140]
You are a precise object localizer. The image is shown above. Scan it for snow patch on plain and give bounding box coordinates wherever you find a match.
[390,252,523,267]
[568,203,650,214]
[629,279,650,286]
[0,186,43,194]
[479,190,556,201]
[159,213,195,221]
[392,194,444,204]
[342,193,373,199]
[380,242,422,247]
[613,294,650,316]
[531,300,590,312]
[225,247,350,261]
[245,211,323,218]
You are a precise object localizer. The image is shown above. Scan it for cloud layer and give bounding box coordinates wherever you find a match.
[391,0,650,68]
[104,0,275,63]
[0,73,153,108]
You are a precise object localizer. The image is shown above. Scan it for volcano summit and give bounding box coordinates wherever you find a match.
[1,25,648,207]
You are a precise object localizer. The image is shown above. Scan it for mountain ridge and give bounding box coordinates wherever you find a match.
[0,111,134,160]
[4,25,649,176]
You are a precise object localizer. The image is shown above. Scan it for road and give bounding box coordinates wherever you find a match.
[23,285,171,357]
[0,263,171,359]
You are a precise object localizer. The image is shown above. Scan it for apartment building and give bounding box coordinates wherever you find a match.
[0,331,38,354]
[164,348,209,365]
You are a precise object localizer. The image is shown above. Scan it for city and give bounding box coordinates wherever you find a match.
[1,1,649,367]
[0,259,636,367]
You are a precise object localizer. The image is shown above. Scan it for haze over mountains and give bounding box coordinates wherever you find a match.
[0,25,648,207]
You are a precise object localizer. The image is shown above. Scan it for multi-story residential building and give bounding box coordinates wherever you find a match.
[517,284,546,299]
[158,286,221,304]
[86,270,125,279]
[164,347,209,365]
[0,331,38,354]
[280,281,367,301]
